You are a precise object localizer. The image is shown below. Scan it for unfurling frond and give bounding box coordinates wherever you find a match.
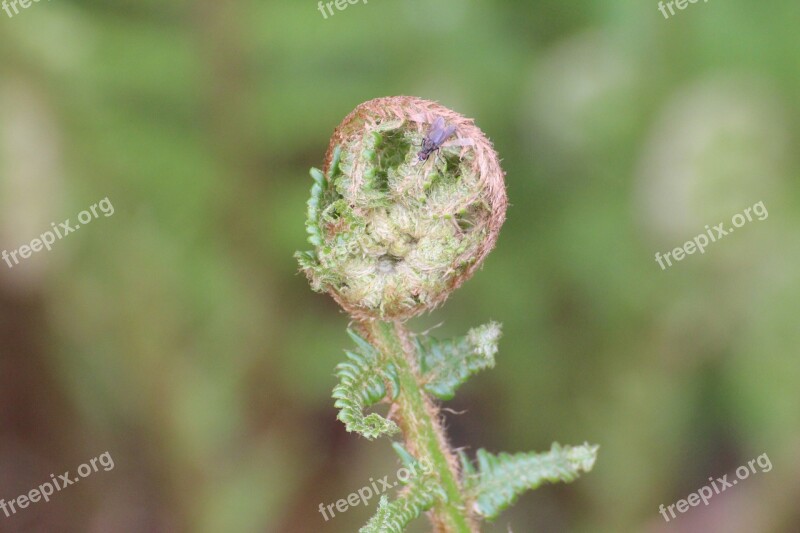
[359,476,445,533]
[332,330,400,439]
[467,442,599,520]
[414,322,501,400]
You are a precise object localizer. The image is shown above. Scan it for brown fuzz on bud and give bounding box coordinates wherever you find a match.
[297,96,507,321]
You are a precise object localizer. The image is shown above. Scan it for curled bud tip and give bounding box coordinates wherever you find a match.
[297,96,507,320]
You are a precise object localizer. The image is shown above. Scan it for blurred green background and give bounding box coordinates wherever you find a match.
[1,0,798,531]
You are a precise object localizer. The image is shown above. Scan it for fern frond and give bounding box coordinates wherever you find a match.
[304,167,326,247]
[329,145,342,179]
[467,442,599,520]
[359,476,445,533]
[332,330,400,439]
[414,322,502,400]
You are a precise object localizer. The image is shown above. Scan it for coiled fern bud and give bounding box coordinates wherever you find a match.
[297,96,507,320]
[297,97,596,533]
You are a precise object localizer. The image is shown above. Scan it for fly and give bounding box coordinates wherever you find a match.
[417,117,457,162]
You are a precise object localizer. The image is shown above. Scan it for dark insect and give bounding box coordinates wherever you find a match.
[417,117,457,162]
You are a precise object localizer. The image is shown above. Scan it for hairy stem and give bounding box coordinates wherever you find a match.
[364,320,476,533]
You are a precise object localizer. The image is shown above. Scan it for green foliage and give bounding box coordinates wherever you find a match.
[303,98,596,530]
[391,441,421,469]
[332,320,598,529]
[331,329,400,440]
[294,98,505,320]
[296,146,343,279]
[359,441,445,532]
[414,322,502,400]
[359,479,445,533]
[466,442,600,521]
[304,167,325,248]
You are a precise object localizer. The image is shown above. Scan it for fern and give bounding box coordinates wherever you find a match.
[358,443,445,532]
[331,329,400,439]
[304,167,325,248]
[361,467,445,533]
[414,322,502,400]
[467,442,600,521]
[298,97,598,532]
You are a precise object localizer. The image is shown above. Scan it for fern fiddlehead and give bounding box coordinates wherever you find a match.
[296,96,598,531]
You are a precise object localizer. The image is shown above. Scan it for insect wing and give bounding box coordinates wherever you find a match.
[436,124,457,144]
[427,118,456,145]
[429,116,446,134]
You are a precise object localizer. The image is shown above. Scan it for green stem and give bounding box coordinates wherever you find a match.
[365,320,476,533]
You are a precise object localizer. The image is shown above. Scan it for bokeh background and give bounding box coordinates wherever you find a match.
[1,0,798,531]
